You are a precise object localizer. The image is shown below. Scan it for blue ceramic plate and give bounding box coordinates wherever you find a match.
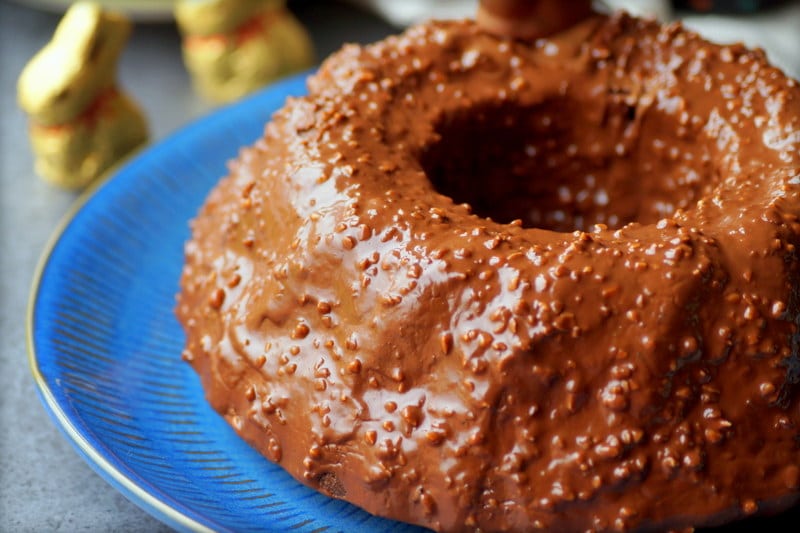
[27,73,425,533]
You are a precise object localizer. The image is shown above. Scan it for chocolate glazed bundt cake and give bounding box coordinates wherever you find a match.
[177,2,800,530]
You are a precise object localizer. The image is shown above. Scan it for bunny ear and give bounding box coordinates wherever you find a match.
[56,3,131,72]
[51,3,105,62]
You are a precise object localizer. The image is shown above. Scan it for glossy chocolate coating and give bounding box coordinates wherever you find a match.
[177,13,800,532]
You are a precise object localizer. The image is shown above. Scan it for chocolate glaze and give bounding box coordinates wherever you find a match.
[177,13,800,532]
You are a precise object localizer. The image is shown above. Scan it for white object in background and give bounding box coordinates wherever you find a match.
[601,0,671,20]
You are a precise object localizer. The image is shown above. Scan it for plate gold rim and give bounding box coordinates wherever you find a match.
[25,151,214,533]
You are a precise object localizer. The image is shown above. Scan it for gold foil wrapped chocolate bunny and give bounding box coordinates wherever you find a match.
[175,0,314,103]
[17,2,148,190]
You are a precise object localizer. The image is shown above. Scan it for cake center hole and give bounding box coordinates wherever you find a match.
[420,99,716,232]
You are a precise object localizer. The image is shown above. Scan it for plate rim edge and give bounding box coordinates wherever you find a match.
[24,151,216,533]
